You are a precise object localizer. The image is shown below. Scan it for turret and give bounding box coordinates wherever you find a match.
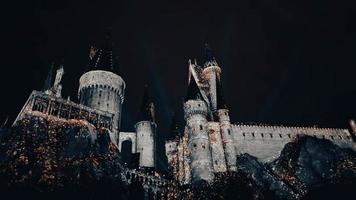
[43,63,64,98]
[215,76,237,171]
[135,85,156,168]
[201,44,221,112]
[78,33,125,144]
[184,76,214,183]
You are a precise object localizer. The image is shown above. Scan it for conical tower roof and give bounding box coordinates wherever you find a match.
[203,43,218,67]
[185,76,201,101]
[138,85,155,122]
[87,31,118,73]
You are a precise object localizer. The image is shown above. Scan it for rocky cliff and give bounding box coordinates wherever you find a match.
[0,116,355,200]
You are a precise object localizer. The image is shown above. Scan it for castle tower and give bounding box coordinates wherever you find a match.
[135,85,156,168]
[184,76,214,183]
[78,33,125,142]
[215,76,237,171]
[201,44,221,112]
[43,64,64,98]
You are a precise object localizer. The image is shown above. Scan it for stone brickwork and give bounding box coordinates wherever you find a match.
[79,70,125,137]
[119,132,137,153]
[135,121,156,168]
[232,124,355,163]
[184,99,214,183]
[207,122,227,172]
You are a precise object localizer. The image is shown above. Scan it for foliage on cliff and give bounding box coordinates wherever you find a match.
[0,116,126,198]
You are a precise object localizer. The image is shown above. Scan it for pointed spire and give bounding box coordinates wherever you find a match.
[185,76,201,101]
[87,28,118,73]
[203,43,218,67]
[216,74,228,110]
[138,85,155,122]
[167,113,180,140]
[42,63,54,92]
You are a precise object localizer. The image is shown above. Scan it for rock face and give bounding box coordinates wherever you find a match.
[0,116,355,200]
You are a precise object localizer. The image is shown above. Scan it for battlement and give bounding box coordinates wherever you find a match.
[14,90,114,130]
[78,70,125,103]
[231,123,352,140]
[184,100,208,119]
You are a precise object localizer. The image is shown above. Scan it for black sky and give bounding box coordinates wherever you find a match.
[1,0,355,134]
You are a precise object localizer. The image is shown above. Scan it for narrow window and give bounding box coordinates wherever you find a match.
[287,134,291,138]
[261,133,264,138]
[270,133,273,138]
[252,133,255,137]
[330,135,334,140]
[202,144,205,149]
[228,129,231,135]
[242,132,245,137]
[200,125,203,130]
[338,135,342,139]
[279,134,282,138]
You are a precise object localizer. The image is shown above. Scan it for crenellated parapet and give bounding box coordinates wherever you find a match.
[78,70,125,102]
[184,100,208,121]
[231,123,355,162]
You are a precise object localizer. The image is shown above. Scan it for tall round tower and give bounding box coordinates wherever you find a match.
[184,77,214,183]
[201,43,221,112]
[135,86,156,168]
[78,35,125,143]
[215,66,237,171]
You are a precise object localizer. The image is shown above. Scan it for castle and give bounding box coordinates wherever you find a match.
[164,44,356,185]
[13,35,356,189]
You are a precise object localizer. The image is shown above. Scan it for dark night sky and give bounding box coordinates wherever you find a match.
[1,0,355,149]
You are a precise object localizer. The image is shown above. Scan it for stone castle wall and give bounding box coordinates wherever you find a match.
[232,124,355,163]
